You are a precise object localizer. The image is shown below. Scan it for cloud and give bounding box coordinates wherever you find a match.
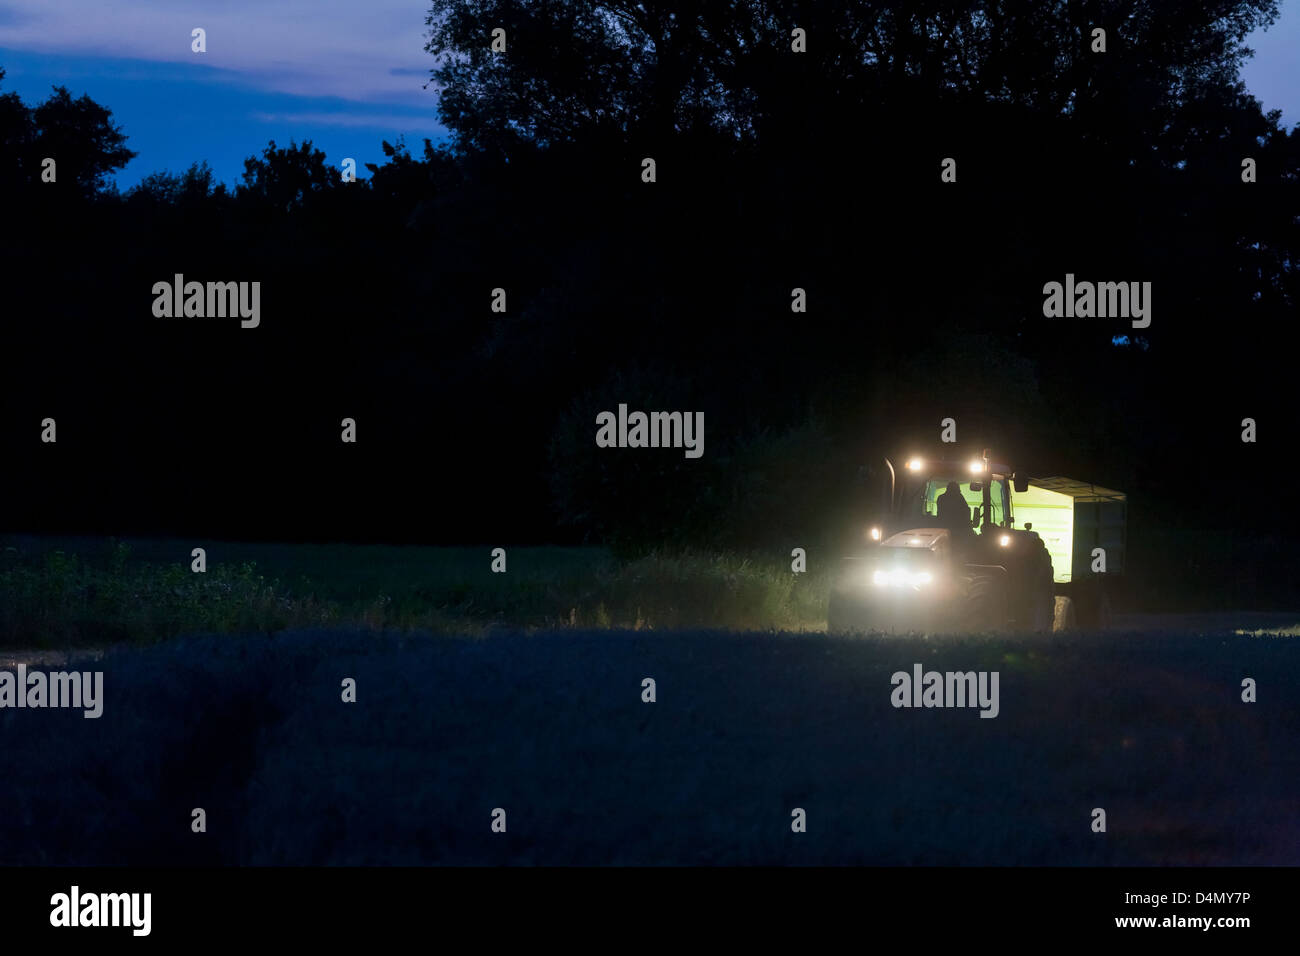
[0,0,439,103]
[250,110,441,129]
[0,4,34,27]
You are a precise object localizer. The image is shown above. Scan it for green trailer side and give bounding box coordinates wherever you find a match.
[1011,478,1125,625]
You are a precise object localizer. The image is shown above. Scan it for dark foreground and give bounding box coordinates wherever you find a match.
[1,628,1296,865]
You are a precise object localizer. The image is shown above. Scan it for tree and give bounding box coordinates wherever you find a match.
[0,67,36,186]
[364,137,461,204]
[238,139,337,212]
[127,161,220,206]
[30,84,136,195]
[424,1,1284,168]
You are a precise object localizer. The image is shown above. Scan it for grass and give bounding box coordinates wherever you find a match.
[1,626,1295,865]
[0,535,832,648]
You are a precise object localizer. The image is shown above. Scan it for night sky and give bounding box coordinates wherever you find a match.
[0,0,446,188]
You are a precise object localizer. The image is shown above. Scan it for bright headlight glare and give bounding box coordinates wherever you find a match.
[869,526,882,541]
[968,460,985,473]
[871,568,934,588]
[999,534,1011,547]
[906,457,922,471]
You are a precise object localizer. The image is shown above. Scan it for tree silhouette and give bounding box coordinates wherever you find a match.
[0,68,36,186]
[127,160,222,206]
[423,1,1284,167]
[28,84,136,196]
[238,139,338,212]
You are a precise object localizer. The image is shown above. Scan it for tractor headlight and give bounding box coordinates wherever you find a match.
[868,526,882,542]
[998,534,1011,547]
[872,568,934,589]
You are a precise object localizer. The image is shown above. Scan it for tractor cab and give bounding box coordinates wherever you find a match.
[863,452,1028,547]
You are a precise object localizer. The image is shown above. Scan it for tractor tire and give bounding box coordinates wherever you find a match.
[1053,595,1077,632]
[968,576,1005,633]
[1030,584,1055,633]
[1014,533,1056,633]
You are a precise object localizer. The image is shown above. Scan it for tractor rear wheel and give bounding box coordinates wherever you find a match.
[968,576,1005,633]
[1030,585,1054,632]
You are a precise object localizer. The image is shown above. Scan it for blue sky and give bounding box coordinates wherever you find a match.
[1,0,1297,191]
[0,0,447,188]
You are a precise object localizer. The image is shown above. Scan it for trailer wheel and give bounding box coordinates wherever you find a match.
[1053,595,1077,632]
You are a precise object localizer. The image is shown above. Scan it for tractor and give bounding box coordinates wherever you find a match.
[827,451,1124,634]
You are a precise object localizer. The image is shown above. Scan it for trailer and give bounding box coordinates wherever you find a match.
[1012,477,1126,628]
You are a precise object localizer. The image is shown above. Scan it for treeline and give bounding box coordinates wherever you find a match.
[2,0,1298,605]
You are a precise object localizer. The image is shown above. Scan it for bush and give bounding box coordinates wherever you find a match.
[548,364,857,555]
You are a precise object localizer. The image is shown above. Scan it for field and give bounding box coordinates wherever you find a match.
[1,536,1296,866]
[1,625,1297,865]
